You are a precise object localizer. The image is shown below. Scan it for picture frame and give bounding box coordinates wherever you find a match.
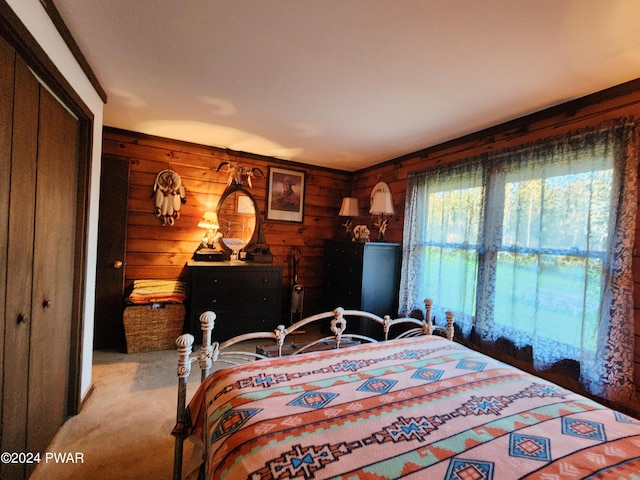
[266,166,305,222]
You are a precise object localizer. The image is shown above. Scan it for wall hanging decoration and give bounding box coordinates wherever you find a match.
[153,169,187,226]
[216,161,264,187]
[266,166,305,222]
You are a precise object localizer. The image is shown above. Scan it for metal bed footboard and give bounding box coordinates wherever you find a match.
[172,300,454,480]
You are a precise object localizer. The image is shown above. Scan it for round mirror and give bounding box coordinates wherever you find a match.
[216,185,259,253]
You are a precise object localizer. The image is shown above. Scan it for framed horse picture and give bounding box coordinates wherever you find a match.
[266,167,305,222]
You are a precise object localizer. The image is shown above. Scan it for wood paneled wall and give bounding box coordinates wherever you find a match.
[351,79,640,391]
[102,128,353,315]
[103,78,640,393]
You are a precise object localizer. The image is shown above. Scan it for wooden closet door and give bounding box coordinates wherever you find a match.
[0,29,12,442]
[0,41,39,480]
[26,81,79,466]
[0,35,80,479]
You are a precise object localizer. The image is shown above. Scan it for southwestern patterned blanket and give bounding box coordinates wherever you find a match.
[183,336,640,479]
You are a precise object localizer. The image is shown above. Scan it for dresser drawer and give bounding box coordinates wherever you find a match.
[188,261,283,340]
[192,288,280,314]
[193,268,280,289]
[209,310,280,339]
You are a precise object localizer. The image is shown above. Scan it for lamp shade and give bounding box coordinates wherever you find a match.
[338,197,359,217]
[369,191,394,215]
[198,211,219,229]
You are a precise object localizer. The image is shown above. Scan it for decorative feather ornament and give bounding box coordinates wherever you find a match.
[216,162,264,188]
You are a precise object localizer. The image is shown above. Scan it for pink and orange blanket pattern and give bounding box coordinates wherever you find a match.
[184,336,640,479]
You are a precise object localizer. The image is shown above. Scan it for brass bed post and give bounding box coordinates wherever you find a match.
[174,333,194,480]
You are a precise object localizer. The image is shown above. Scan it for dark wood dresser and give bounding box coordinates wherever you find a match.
[187,260,283,341]
[322,240,401,337]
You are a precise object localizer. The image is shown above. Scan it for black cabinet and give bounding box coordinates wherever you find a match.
[187,260,283,341]
[323,240,401,337]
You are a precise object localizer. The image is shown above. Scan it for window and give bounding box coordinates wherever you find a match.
[484,156,613,362]
[403,163,483,328]
[400,123,637,402]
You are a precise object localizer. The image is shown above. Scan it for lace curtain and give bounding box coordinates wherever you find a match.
[400,121,637,404]
[400,161,485,333]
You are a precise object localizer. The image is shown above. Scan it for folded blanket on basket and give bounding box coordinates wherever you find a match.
[128,280,186,304]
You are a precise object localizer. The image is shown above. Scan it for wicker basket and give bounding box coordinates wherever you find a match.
[123,303,185,353]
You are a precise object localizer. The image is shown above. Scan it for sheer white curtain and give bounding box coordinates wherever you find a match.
[400,161,484,336]
[400,122,637,404]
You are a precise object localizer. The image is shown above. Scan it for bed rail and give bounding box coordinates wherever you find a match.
[172,300,453,479]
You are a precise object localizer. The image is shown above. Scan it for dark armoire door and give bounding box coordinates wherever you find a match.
[0,35,80,480]
[94,155,129,350]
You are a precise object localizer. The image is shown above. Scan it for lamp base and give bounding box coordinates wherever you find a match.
[194,247,229,262]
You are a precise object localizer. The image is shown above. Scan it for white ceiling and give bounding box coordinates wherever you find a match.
[54,0,640,172]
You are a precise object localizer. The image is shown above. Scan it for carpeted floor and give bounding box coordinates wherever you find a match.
[29,327,322,480]
[29,348,196,480]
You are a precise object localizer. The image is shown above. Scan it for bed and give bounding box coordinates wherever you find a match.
[172,302,640,479]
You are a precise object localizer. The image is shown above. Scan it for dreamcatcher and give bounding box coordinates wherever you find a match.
[153,169,187,225]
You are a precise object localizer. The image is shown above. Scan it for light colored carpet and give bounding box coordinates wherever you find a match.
[29,328,322,480]
[29,347,198,480]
